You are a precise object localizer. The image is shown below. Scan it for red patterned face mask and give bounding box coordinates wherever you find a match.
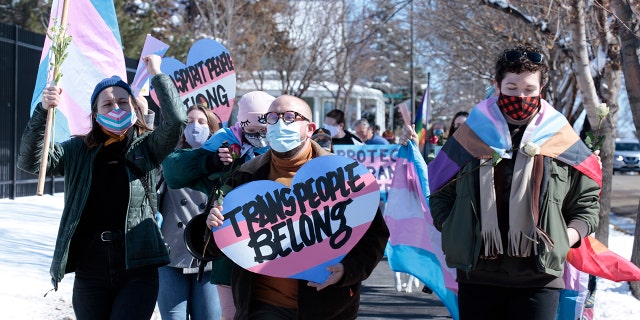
[497,94,540,120]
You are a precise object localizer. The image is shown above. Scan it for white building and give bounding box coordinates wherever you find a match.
[237,79,387,131]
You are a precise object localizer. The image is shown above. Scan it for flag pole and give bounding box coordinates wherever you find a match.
[37,0,70,196]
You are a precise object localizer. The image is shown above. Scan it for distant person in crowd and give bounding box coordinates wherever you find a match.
[423,120,447,161]
[373,124,381,136]
[17,55,186,320]
[157,104,222,320]
[354,118,389,145]
[311,127,334,152]
[382,129,396,144]
[161,91,276,320]
[324,109,363,145]
[448,111,469,137]
[428,45,601,320]
[206,95,389,319]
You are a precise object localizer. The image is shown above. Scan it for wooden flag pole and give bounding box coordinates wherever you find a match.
[37,0,70,196]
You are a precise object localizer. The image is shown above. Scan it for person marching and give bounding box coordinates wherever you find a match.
[18,54,186,320]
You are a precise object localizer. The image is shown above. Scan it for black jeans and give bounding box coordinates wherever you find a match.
[72,234,159,320]
[458,283,561,320]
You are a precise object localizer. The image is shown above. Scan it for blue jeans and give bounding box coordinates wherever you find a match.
[72,237,159,320]
[158,266,222,320]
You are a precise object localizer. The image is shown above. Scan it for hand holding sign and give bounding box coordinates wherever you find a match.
[212,155,380,284]
[397,103,418,146]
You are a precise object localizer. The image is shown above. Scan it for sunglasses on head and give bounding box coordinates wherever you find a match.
[503,50,543,64]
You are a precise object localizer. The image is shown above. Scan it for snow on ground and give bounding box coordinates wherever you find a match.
[0,194,638,319]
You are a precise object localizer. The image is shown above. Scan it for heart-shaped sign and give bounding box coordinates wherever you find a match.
[151,38,236,125]
[214,155,380,283]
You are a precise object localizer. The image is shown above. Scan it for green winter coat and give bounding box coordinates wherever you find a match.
[17,74,186,290]
[429,158,600,278]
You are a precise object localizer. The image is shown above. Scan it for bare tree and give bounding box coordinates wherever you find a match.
[609,0,640,299]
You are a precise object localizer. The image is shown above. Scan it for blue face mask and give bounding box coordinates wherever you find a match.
[266,120,303,153]
[184,122,210,148]
[96,108,137,135]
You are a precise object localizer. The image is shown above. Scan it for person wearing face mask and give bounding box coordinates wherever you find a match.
[426,45,601,320]
[156,104,223,320]
[205,95,389,319]
[17,55,186,320]
[324,109,363,145]
[161,90,275,320]
[423,120,447,162]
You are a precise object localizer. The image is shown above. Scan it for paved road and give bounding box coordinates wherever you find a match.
[611,173,639,221]
[355,174,638,319]
[359,258,452,319]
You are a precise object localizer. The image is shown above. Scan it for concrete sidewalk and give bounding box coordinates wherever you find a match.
[358,258,452,319]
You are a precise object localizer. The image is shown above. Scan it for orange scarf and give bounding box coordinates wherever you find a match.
[101,127,129,146]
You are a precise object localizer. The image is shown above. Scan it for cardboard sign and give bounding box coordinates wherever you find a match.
[214,155,380,283]
[333,144,401,202]
[152,39,236,125]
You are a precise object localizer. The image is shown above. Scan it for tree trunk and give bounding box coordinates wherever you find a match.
[571,0,610,242]
[570,0,603,129]
[631,200,640,298]
[610,0,640,300]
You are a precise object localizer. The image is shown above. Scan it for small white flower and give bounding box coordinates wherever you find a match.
[596,103,609,119]
[523,141,540,157]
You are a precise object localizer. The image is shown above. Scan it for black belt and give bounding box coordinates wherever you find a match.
[98,230,123,242]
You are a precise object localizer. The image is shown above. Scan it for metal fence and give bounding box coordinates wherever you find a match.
[0,23,137,199]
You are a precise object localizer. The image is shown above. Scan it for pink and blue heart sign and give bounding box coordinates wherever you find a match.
[153,38,236,125]
[214,155,380,283]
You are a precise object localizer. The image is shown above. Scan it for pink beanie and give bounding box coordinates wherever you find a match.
[237,91,276,126]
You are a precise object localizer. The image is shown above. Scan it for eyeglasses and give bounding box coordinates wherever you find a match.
[503,50,543,64]
[259,111,310,125]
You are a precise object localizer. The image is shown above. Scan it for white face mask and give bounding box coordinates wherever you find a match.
[184,122,210,148]
[324,124,340,137]
[266,120,304,153]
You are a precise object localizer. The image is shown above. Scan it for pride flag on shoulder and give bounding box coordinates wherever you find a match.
[384,141,459,320]
[31,0,126,142]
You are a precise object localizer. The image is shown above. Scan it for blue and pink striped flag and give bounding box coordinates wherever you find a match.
[384,141,459,319]
[429,97,602,194]
[31,0,126,142]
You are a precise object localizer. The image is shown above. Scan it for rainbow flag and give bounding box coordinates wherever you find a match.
[414,86,431,147]
[384,141,459,320]
[31,0,126,142]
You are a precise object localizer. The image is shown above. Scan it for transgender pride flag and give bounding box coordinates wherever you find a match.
[384,141,459,319]
[31,0,126,142]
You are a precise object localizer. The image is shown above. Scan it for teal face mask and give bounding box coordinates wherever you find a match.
[266,120,303,153]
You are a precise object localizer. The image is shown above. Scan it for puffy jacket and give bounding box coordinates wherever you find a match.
[17,74,186,290]
[429,157,600,279]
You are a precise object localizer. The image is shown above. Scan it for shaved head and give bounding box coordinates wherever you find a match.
[269,95,312,120]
